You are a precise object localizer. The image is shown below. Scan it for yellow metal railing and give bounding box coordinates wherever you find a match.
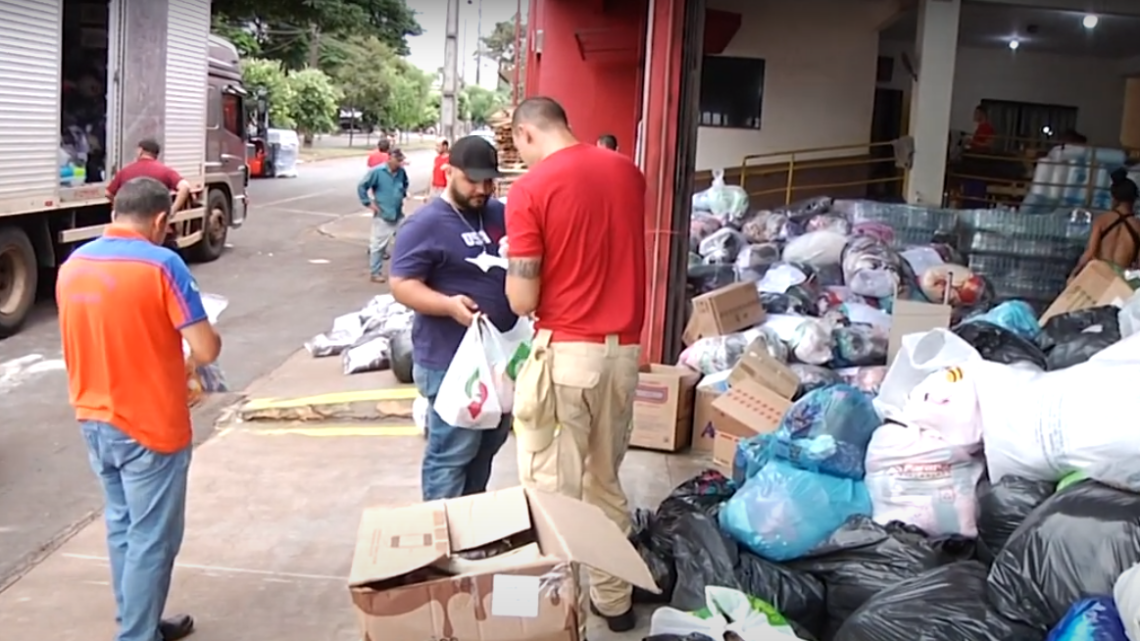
[944,132,1119,210]
[737,141,903,206]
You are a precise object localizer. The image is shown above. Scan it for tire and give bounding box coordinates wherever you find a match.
[0,226,38,339]
[186,189,230,263]
[390,328,414,384]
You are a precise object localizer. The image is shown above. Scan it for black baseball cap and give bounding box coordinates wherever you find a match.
[448,135,502,181]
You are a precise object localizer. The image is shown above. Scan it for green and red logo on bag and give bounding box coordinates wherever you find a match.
[464,370,490,418]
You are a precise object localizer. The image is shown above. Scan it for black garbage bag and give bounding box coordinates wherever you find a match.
[389,328,414,384]
[953,321,1047,369]
[630,509,675,604]
[1039,305,1121,370]
[669,512,741,610]
[987,480,1140,632]
[652,470,737,559]
[834,562,1041,641]
[788,516,944,637]
[974,475,1055,564]
[737,551,827,640]
[887,520,977,563]
[688,264,738,294]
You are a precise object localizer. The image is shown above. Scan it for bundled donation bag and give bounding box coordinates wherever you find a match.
[649,586,802,640]
[187,293,229,404]
[1045,597,1128,641]
[434,314,532,429]
[1114,564,1140,641]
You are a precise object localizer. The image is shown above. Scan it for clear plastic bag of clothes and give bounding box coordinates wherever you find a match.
[789,318,835,365]
[841,236,914,299]
[305,311,366,357]
[789,364,842,399]
[1046,596,1129,641]
[342,334,390,374]
[787,517,946,636]
[803,212,851,235]
[952,321,1047,369]
[851,221,896,244]
[768,383,880,479]
[695,169,750,223]
[719,458,872,562]
[1039,305,1121,370]
[834,561,1042,641]
[689,212,723,249]
[678,327,787,374]
[687,264,738,294]
[831,325,889,367]
[760,292,811,316]
[918,263,990,308]
[835,366,888,396]
[779,196,833,220]
[964,300,1040,341]
[735,243,781,282]
[741,210,800,243]
[783,230,849,267]
[698,227,748,264]
[987,480,1140,632]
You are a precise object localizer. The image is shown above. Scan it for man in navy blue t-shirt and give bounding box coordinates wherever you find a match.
[389,136,517,500]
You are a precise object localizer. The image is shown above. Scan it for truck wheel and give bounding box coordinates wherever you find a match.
[0,226,38,339]
[187,189,230,263]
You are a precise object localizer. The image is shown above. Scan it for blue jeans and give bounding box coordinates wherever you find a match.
[80,421,191,641]
[414,365,511,501]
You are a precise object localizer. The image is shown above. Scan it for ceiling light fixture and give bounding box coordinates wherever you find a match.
[1083,14,1099,29]
[1009,38,1020,50]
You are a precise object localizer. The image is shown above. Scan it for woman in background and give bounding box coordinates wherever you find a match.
[1070,168,1140,279]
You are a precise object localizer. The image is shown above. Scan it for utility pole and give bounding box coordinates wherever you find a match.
[441,0,461,142]
[475,0,483,87]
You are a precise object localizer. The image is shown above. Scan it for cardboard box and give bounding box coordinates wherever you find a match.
[682,282,766,345]
[709,378,794,476]
[888,299,952,364]
[691,387,724,452]
[727,337,800,399]
[1040,260,1134,324]
[631,365,701,451]
[349,487,658,641]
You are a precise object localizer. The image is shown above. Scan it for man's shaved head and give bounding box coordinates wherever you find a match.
[512,97,569,131]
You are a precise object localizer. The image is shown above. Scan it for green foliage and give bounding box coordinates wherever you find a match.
[285,68,343,139]
[383,61,433,132]
[463,86,507,126]
[240,58,296,128]
[478,16,524,63]
[328,36,395,129]
[211,16,260,57]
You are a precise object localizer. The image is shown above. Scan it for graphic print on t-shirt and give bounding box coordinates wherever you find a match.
[460,228,507,272]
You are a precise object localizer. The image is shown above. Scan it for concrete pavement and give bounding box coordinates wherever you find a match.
[0,149,436,585]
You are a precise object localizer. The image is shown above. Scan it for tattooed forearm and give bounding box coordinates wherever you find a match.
[508,258,542,279]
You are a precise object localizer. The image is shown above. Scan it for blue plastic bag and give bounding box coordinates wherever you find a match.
[1046,596,1127,641]
[769,384,880,479]
[966,300,1040,341]
[719,459,872,562]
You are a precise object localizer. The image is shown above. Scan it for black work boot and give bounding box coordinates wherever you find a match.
[159,614,196,641]
[589,602,636,632]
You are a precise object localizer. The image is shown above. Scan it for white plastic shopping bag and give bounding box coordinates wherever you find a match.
[481,316,535,413]
[874,328,979,422]
[648,586,802,641]
[434,315,505,429]
[186,293,229,402]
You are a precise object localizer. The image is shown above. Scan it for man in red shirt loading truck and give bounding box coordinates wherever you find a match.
[502,96,647,636]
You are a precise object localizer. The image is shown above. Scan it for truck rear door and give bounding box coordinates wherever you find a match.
[163,0,209,186]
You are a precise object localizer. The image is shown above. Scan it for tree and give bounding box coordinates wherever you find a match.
[328,36,398,132]
[240,58,296,128]
[477,15,526,92]
[383,62,433,135]
[463,86,507,126]
[285,68,342,145]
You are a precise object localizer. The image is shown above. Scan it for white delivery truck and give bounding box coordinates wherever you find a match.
[0,0,250,337]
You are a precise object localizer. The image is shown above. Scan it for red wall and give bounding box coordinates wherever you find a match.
[526,0,646,156]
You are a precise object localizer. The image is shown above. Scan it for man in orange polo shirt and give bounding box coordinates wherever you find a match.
[502,96,646,635]
[57,177,222,641]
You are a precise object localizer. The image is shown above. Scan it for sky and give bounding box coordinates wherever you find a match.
[404,0,524,90]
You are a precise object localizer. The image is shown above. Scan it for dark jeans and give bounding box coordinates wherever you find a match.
[414,364,511,501]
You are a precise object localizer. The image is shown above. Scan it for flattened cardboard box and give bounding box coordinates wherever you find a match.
[349,487,658,641]
[683,282,766,345]
[691,387,724,452]
[631,364,701,452]
[710,379,792,474]
[728,337,799,399]
[1040,260,1134,324]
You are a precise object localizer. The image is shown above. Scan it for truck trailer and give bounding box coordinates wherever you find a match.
[0,0,249,337]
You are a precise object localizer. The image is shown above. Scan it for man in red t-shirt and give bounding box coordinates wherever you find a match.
[366,138,391,168]
[107,139,191,213]
[502,97,646,635]
[969,104,995,151]
[430,139,449,197]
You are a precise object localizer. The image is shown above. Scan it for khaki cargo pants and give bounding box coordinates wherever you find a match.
[512,330,641,621]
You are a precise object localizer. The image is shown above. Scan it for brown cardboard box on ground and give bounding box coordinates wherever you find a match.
[727,337,800,399]
[349,487,658,641]
[631,365,701,451]
[682,282,766,345]
[1040,260,1134,324]
[887,299,952,364]
[691,386,723,452]
[709,378,794,476]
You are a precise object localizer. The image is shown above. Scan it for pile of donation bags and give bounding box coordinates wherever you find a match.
[304,294,415,376]
[642,280,1140,639]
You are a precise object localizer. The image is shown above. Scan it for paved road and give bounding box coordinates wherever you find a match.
[0,149,435,585]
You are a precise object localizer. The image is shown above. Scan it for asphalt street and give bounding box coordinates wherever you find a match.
[0,148,436,586]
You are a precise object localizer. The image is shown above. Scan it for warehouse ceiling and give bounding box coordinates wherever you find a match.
[881,2,1140,59]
